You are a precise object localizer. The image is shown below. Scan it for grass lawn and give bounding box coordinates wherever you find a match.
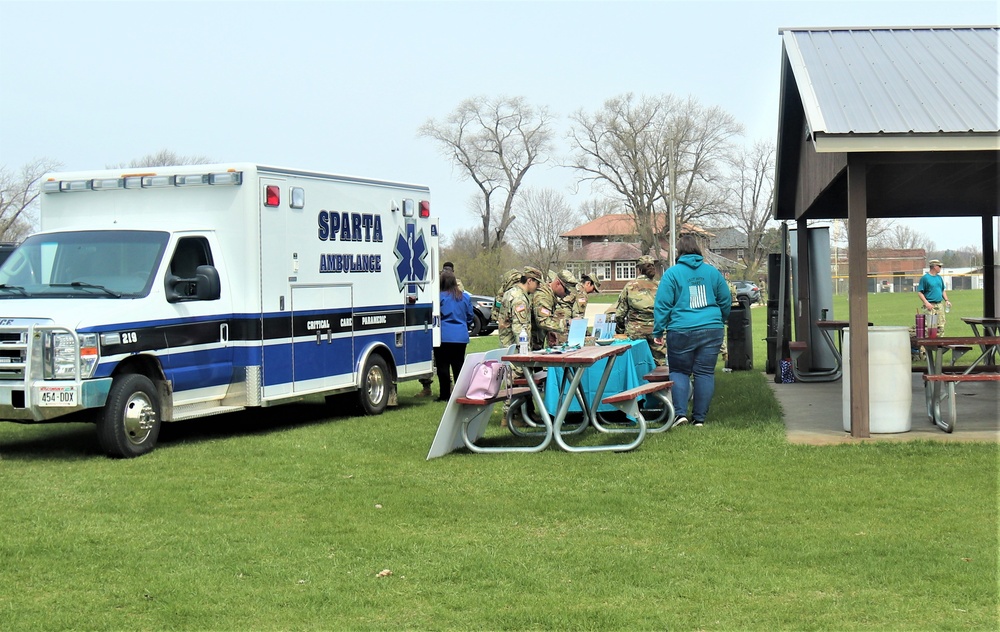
[0,291,996,630]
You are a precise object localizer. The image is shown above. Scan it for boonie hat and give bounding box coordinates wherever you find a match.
[637,255,656,266]
[556,269,579,287]
[928,259,943,266]
[522,266,543,282]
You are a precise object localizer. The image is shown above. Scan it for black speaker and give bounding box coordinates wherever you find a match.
[726,305,753,371]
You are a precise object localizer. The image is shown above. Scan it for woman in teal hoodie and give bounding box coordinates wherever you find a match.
[652,235,732,426]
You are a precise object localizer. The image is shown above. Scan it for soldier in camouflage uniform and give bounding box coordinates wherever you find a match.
[614,255,666,366]
[550,270,584,344]
[531,269,575,350]
[498,266,542,351]
[493,268,522,333]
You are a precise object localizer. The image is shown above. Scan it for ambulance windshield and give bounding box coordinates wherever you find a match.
[0,230,169,298]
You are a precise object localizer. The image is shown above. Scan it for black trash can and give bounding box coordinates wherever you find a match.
[726,305,753,371]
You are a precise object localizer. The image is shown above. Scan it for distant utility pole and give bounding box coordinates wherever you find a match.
[668,137,677,266]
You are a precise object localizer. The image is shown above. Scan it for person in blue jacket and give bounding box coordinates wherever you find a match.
[652,235,732,427]
[435,270,474,401]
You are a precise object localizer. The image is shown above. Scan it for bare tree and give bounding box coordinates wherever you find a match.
[507,187,578,273]
[107,149,214,169]
[567,93,742,258]
[419,96,554,250]
[578,197,621,222]
[878,223,934,251]
[720,139,776,276]
[0,158,62,242]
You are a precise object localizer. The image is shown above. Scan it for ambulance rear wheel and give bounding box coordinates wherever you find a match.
[97,374,161,458]
[359,355,390,415]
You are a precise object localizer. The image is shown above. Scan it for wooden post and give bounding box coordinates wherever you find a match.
[847,156,870,438]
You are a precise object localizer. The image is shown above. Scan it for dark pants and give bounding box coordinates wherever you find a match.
[433,342,467,400]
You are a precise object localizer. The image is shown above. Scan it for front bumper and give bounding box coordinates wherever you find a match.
[0,378,113,422]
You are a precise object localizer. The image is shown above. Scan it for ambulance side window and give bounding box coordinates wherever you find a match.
[164,236,220,302]
[170,237,213,279]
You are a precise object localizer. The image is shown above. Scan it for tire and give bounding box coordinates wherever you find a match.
[97,374,161,458]
[470,312,484,337]
[358,354,390,415]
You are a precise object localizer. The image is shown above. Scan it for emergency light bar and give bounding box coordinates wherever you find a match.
[43,171,243,193]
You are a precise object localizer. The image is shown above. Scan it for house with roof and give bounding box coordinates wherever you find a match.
[707,227,750,264]
[560,214,728,292]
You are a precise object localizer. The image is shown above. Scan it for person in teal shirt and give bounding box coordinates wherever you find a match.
[652,235,731,427]
[918,259,951,334]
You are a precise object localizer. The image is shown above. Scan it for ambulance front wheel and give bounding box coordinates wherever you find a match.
[359,355,390,415]
[97,374,162,458]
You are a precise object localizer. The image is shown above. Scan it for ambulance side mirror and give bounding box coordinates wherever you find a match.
[165,265,221,303]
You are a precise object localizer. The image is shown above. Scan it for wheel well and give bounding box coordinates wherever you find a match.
[111,354,166,383]
[358,345,396,384]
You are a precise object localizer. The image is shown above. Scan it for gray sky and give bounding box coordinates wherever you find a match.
[1,0,996,250]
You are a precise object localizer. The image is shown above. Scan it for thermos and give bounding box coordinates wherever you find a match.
[915,313,925,338]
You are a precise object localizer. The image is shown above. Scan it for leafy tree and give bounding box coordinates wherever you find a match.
[0,158,62,242]
[440,226,520,296]
[420,96,554,250]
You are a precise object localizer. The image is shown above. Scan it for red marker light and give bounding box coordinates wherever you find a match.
[419,200,430,218]
[264,185,280,207]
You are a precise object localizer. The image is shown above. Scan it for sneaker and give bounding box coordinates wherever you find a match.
[693,420,704,427]
[672,415,689,428]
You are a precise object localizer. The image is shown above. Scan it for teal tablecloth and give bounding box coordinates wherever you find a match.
[543,339,656,415]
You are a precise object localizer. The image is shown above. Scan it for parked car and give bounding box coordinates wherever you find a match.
[734,281,761,306]
[468,293,498,336]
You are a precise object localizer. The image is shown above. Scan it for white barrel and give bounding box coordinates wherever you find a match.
[842,326,912,433]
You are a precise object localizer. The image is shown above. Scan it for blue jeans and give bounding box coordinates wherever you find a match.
[667,328,724,422]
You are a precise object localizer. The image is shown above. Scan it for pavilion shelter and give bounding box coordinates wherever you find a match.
[772,26,999,437]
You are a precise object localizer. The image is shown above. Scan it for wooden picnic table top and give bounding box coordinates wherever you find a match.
[915,336,1000,348]
[501,343,630,367]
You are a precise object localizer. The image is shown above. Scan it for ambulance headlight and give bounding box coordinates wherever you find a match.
[44,333,99,379]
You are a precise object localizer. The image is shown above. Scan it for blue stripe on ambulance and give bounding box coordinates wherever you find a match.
[85,303,433,389]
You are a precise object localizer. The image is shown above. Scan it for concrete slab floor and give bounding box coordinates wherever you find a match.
[766,373,999,445]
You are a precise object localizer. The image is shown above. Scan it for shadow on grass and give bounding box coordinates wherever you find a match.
[0,393,434,460]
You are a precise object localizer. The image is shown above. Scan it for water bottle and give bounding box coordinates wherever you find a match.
[915,313,925,339]
[518,327,529,354]
[945,303,951,313]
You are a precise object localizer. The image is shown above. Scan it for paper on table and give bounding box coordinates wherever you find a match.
[592,314,606,338]
[568,318,587,346]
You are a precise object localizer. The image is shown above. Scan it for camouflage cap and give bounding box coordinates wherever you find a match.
[637,255,656,266]
[556,269,579,287]
[582,274,602,292]
[547,270,558,283]
[522,266,543,282]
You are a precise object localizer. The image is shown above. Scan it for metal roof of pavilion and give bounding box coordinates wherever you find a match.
[780,26,999,153]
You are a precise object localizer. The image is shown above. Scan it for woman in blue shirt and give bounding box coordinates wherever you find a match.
[435,270,474,401]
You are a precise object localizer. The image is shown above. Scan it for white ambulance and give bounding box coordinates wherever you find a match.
[0,163,440,457]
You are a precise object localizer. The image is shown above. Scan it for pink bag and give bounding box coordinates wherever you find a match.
[466,360,509,400]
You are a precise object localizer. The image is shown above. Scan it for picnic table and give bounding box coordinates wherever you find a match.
[502,344,670,452]
[961,317,1000,366]
[916,335,1000,432]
